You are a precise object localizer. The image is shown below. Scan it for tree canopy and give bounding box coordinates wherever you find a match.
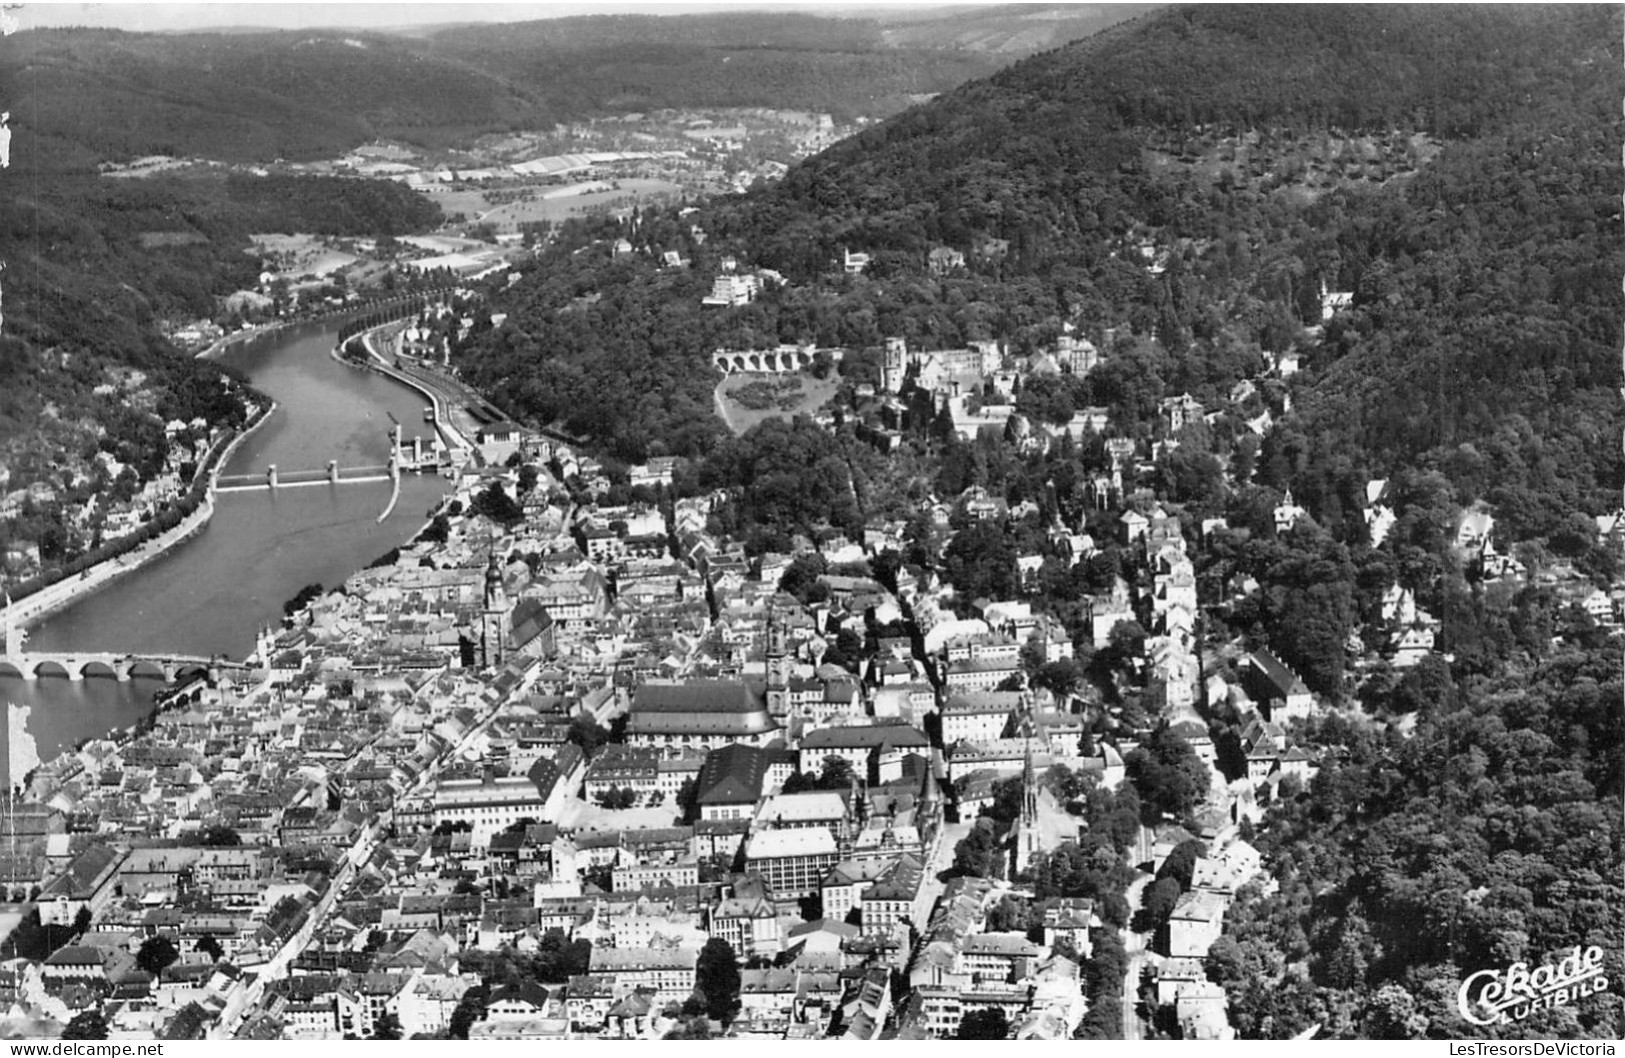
[62,1011,109,1040]
[957,1008,1010,1040]
[693,938,743,1024]
[137,934,181,979]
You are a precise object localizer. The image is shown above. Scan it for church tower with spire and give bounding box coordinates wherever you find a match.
[1013,736,1043,877]
[1011,680,1042,877]
[765,606,791,719]
[481,549,508,669]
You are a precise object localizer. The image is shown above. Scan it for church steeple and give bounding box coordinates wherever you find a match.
[484,547,503,602]
[765,604,791,718]
[481,546,508,668]
[1013,684,1041,877]
[1021,735,1038,828]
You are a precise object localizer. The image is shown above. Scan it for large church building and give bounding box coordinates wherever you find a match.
[625,680,780,754]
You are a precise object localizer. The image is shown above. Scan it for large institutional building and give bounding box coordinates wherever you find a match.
[625,679,780,752]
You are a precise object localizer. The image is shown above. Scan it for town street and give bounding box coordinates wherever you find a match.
[916,819,973,929]
[1121,869,1156,1041]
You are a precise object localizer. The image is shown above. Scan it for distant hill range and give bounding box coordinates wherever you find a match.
[871,3,1164,54]
[0,7,1155,171]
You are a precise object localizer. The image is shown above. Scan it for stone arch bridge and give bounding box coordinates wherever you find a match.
[0,652,247,683]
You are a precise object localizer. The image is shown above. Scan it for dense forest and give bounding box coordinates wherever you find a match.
[1214,647,1622,1039]
[428,13,1002,126]
[0,169,437,365]
[449,240,729,462]
[0,29,523,171]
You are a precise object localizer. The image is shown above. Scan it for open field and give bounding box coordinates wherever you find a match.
[249,233,357,279]
[420,178,683,232]
[421,186,493,219]
[714,371,841,435]
[479,179,682,230]
[398,234,488,254]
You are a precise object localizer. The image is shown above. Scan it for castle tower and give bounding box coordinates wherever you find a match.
[255,626,275,674]
[1105,437,1135,500]
[881,336,908,394]
[765,606,791,719]
[481,549,508,669]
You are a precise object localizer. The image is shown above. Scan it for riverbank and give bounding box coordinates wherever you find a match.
[196,321,287,361]
[199,287,456,363]
[355,331,460,524]
[8,398,279,632]
[343,324,474,456]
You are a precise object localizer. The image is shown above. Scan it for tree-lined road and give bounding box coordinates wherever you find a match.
[1122,869,1155,1041]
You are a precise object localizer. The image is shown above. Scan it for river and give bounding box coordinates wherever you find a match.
[1,321,451,771]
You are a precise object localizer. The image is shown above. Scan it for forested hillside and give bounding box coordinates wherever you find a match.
[453,9,1623,1038]
[0,173,437,358]
[467,5,1622,529]
[428,12,1000,123]
[719,6,1613,263]
[0,10,1132,171]
[1210,645,1622,1039]
[0,29,536,170]
[697,3,1623,535]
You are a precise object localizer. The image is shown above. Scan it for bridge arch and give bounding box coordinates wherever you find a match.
[0,661,21,679]
[80,660,119,680]
[173,663,211,684]
[33,660,70,679]
[128,660,171,681]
